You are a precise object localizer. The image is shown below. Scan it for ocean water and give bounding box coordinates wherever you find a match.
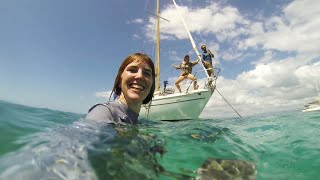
[0,100,319,179]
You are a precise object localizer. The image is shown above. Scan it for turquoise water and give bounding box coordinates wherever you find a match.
[0,100,319,179]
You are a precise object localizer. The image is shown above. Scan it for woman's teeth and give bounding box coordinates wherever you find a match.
[130,84,144,90]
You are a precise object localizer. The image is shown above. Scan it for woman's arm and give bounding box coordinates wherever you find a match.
[208,50,214,58]
[172,64,181,69]
[192,58,200,65]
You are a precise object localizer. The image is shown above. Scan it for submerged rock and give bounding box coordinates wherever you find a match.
[196,158,256,180]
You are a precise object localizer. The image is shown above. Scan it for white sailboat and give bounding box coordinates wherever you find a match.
[139,0,216,121]
[302,80,320,112]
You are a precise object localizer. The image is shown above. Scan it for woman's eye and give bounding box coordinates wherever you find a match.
[127,68,137,73]
[126,66,152,77]
[143,71,152,76]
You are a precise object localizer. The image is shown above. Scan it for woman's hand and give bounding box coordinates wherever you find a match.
[172,64,179,70]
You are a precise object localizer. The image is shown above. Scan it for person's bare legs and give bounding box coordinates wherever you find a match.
[204,62,216,77]
[194,80,198,90]
[175,75,185,93]
[186,74,198,90]
[203,62,216,86]
[211,68,216,78]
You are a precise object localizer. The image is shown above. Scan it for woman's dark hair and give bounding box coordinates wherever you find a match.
[112,52,155,104]
[184,55,190,61]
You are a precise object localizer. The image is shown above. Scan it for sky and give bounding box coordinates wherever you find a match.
[0,0,319,118]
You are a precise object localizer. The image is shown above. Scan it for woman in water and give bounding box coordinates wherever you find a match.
[86,52,155,124]
[0,53,158,180]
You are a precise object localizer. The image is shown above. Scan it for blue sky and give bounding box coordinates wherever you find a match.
[0,0,319,117]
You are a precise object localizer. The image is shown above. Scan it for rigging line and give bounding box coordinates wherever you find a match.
[215,88,243,119]
[140,40,146,52]
[145,10,170,22]
[162,64,175,77]
[144,0,149,11]
[142,0,152,54]
[151,16,156,62]
[177,0,204,46]
[177,0,184,6]
[198,31,205,44]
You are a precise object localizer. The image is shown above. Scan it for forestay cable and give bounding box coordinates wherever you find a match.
[215,88,243,119]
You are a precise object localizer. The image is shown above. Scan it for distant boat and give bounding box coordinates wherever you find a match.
[302,99,320,112]
[139,0,217,121]
[302,80,320,112]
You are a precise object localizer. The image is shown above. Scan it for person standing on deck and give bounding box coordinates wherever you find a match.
[172,55,199,93]
[200,45,216,78]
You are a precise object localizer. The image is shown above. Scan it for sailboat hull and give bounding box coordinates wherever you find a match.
[139,89,213,121]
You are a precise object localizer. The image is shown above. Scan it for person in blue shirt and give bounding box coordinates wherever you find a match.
[201,45,216,78]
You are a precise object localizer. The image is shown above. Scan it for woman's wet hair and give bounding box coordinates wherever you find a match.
[112,52,155,104]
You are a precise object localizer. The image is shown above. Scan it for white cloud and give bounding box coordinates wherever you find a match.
[129,18,144,24]
[295,62,320,89]
[143,0,320,57]
[221,50,243,61]
[95,90,112,99]
[144,2,248,42]
[284,0,320,26]
[251,50,273,65]
[143,0,320,118]
[201,57,320,118]
[132,33,140,40]
[243,0,320,55]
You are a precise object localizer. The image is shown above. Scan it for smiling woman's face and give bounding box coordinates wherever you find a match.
[120,60,153,107]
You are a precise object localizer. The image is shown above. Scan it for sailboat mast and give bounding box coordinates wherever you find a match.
[155,0,161,91]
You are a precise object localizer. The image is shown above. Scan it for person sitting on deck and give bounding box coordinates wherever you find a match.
[172,55,199,93]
